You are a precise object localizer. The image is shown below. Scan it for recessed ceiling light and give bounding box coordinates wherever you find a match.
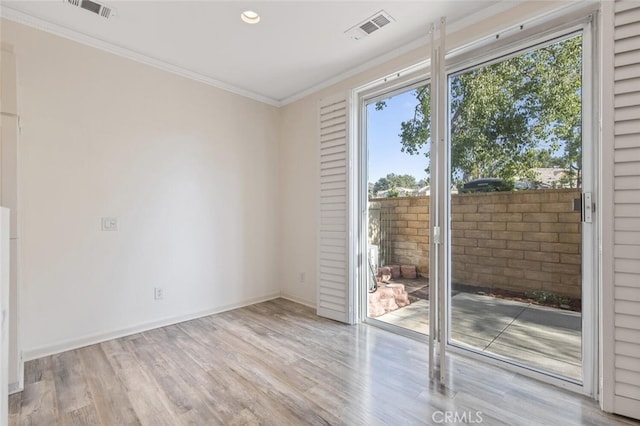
[241,10,260,24]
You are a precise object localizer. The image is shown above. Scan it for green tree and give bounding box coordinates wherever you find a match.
[372,173,418,194]
[384,36,582,188]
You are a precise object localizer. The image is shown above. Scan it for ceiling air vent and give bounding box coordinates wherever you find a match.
[65,0,116,19]
[345,10,395,40]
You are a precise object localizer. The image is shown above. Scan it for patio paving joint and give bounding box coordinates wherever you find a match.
[482,304,528,351]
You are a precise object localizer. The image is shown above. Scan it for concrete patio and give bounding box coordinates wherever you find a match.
[376,292,582,380]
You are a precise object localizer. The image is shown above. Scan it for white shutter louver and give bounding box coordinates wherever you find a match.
[317,94,351,323]
[612,0,640,419]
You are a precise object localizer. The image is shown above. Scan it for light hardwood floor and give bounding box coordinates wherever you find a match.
[9,298,639,425]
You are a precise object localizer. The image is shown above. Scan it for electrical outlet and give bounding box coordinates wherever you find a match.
[154,287,163,300]
[299,272,306,283]
[101,217,118,231]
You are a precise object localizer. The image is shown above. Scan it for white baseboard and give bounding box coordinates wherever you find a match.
[22,293,281,361]
[8,357,24,394]
[279,293,316,309]
[8,382,22,395]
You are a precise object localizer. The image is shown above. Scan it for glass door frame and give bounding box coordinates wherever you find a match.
[441,18,598,396]
[354,65,432,342]
[351,6,599,399]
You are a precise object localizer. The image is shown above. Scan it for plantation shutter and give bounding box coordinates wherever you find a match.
[612,0,640,419]
[317,93,352,323]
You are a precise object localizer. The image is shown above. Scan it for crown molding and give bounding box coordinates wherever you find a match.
[0,4,282,107]
[277,0,524,106]
[1,2,431,108]
[1,1,582,108]
[278,34,429,106]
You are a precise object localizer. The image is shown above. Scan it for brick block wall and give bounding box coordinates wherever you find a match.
[369,188,582,298]
[369,197,430,273]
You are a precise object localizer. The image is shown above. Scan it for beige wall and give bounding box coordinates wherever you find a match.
[1,19,281,357]
[1,41,21,391]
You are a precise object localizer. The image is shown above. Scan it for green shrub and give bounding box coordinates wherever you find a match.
[524,290,570,306]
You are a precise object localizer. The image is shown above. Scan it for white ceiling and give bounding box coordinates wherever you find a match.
[1,0,508,105]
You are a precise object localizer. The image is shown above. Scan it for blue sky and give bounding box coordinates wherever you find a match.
[367,89,429,185]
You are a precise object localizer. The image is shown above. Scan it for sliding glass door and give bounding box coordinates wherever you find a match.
[447,33,590,383]
[358,18,595,392]
[363,80,431,338]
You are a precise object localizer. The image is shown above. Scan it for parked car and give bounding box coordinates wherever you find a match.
[461,178,509,192]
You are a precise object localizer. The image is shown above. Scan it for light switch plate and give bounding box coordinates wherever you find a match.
[154,287,164,300]
[101,217,118,231]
